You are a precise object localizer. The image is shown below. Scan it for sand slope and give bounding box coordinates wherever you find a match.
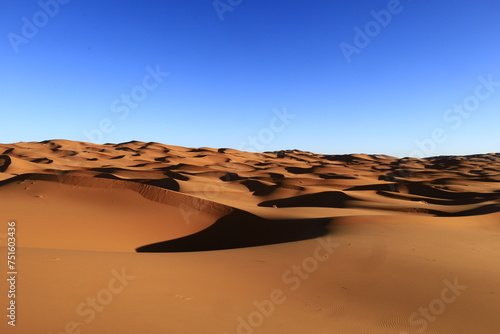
[0,140,499,333]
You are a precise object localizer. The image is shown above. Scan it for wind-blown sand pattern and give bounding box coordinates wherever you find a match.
[1,140,499,333]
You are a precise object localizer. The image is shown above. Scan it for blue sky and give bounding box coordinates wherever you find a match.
[1,0,499,157]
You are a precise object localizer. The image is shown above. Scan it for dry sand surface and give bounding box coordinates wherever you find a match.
[1,139,500,334]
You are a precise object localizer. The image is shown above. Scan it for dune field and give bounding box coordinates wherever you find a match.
[1,139,499,334]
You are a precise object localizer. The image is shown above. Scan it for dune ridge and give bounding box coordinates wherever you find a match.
[0,172,233,218]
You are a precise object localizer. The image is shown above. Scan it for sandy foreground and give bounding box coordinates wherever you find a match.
[0,139,499,334]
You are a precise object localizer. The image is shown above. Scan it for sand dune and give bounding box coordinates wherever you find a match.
[1,140,499,333]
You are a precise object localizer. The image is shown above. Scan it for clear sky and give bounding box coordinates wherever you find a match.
[1,0,499,157]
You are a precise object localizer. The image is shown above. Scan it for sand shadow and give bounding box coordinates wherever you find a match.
[241,179,280,196]
[136,210,332,252]
[436,203,500,217]
[258,191,356,208]
[0,155,12,172]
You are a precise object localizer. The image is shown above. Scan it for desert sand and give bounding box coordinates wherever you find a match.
[1,139,499,333]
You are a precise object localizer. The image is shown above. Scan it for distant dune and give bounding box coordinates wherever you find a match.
[1,140,499,333]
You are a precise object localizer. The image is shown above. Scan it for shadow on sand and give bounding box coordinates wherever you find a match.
[136,210,332,252]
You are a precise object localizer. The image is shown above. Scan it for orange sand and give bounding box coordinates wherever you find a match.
[0,140,499,333]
